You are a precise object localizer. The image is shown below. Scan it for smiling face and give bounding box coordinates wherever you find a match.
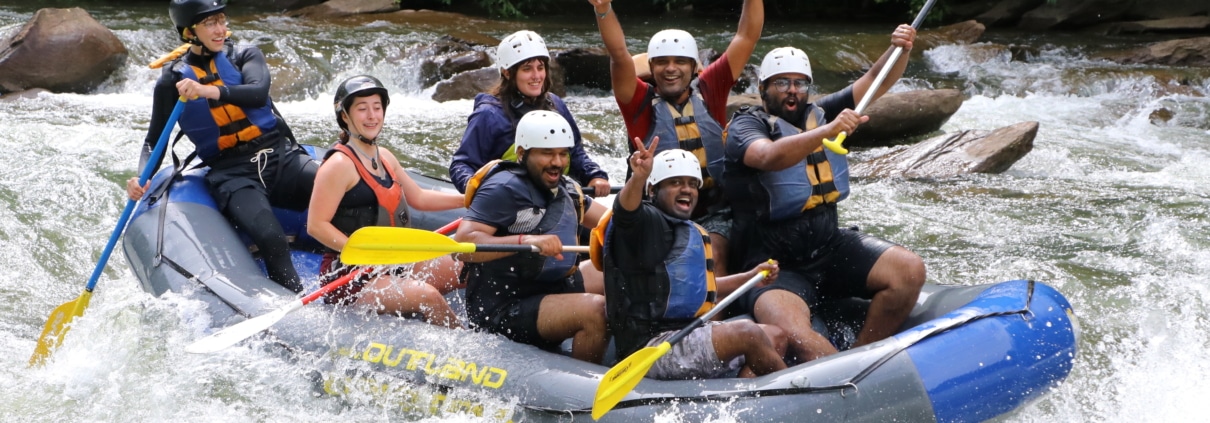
[651,176,699,220]
[189,13,228,53]
[508,58,548,100]
[762,72,812,124]
[649,56,696,102]
[520,147,570,189]
[341,93,385,141]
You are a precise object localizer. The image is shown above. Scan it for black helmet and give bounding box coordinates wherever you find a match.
[169,0,226,42]
[334,75,390,130]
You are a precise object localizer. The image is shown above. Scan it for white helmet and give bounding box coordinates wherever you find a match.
[759,47,813,82]
[647,29,698,63]
[515,110,574,150]
[497,30,549,70]
[648,149,702,188]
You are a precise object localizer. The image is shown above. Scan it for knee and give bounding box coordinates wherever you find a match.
[581,294,608,328]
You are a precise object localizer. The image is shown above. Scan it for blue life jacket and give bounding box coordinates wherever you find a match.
[174,47,279,161]
[595,207,718,357]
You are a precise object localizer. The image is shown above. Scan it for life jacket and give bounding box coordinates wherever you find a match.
[173,45,279,161]
[464,160,585,284]
[636,81,726,189]
[322,144,409,239]
[591,208,718,357]
[733,105,850,222]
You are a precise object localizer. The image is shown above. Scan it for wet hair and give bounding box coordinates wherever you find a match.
[493,57,553,120]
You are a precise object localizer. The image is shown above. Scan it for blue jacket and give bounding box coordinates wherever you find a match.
[449,93,609,193]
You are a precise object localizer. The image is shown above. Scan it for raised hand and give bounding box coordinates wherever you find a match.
[890,24,915,50]
[628,136,659,182]
[828,109,868,140]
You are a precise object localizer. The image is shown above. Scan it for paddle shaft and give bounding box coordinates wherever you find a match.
[663,268,770,347]
[85,97,185,293]
[854,0,935,114]
[823,0,936,153]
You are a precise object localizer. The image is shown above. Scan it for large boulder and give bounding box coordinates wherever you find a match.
[0,8,127,94]
[846,89,965,147]
[851,121,1037,179]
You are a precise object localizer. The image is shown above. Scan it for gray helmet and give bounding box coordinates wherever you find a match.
[169,0,226,43]
[333,75,390,131]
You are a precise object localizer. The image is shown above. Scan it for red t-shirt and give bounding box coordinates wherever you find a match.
[618,54,736,146]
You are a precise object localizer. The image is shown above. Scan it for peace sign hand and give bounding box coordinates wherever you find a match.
[629,136,659,182]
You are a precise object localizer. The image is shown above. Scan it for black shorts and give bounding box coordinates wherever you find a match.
[474,295,558,351]
[205,136,318,212]
[738,227,896,313]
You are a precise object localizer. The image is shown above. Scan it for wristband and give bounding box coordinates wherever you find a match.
[596,4,611,19]
[518,234,524,244]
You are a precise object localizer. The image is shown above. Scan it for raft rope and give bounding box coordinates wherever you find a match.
[532,281,1039,415]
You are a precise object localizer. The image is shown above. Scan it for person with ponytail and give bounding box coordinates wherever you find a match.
[306,75,465,328]
[128,0,318,292]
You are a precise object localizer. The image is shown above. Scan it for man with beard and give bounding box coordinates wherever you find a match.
[721,27,926,363]
[455,110,610,364]
[592,139,786,380]
[587,0,764,279]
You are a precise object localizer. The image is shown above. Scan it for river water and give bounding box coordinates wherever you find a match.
[2,2,1209,422]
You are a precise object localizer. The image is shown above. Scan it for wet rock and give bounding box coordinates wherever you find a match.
[1102,37,1210,67]
[432,67,500,103]
[288,0,398,18]
[846,89,965,148]
[1098,16,1210,35]
[916,20,986,50]
[851,121,1037,179]
[0,88,49,101]
[1149,107,1174,125]
[421,50,492,88]
[0,8,127,94]
[555,47,611,90]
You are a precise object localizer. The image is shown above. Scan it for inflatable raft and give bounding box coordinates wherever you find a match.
[122,148,1079,422]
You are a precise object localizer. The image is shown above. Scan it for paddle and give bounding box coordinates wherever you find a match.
[341,226,589,266]
[184,220,464,354]
[821,0,937,155]
[591,266,773,420]
[29,97,187,367]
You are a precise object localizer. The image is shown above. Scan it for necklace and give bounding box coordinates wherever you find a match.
[348,139,381,171]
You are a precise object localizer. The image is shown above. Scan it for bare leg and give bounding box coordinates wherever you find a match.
[853,246,925,347]
[536,293,608,364]
[713,321,787,378]
[356,275,462,329]
[412,254,464,294]
[752,290,837,363]
[579,260,604,295]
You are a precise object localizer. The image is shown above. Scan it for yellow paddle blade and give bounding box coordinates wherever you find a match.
[822,131,849,155]
[592,341,672,420]
[342,227,475,266]
[29,290,92,367]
